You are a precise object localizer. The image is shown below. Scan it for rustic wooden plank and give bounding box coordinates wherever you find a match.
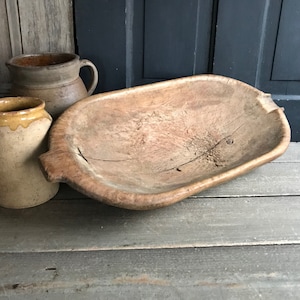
[1,245,300,299]
[273,142,300,162]
[197,143,300,197]
[0,0,13,83]
[1,195,300,253]
[18,0,74,53]
[198,161,300,198]
[5,0,22,56]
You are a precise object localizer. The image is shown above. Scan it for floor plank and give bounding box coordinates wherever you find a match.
[0,143,298,299]
[274,142,300,162]
[1,196,300,253]
[198,161,300,198]
[1,245,300,299]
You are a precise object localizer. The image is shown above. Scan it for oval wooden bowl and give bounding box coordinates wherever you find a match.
[40,75,290,210]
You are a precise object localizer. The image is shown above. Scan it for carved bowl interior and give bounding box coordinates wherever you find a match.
[40,75,290,210]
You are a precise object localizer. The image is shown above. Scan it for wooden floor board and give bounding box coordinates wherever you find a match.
[0,143,299,298]
[1,195,300,252]
[198,161,300,198]
[1,245,300,299]
[273,142,300,162]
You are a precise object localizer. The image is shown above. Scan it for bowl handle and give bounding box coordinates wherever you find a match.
[39,150,69,183]
[258,93,280,113]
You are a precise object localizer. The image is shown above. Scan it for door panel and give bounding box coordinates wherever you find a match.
[271,0,300,81]
[213,0,267,87]
[143,0,211,79]
[213,0,300,95]
[132,0,214,85]
[75,0,126,92]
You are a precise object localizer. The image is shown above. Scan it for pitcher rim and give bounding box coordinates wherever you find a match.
[6,52,79,69]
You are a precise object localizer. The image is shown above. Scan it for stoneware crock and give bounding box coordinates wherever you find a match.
[6,52,98,119]
[0,97,59,209]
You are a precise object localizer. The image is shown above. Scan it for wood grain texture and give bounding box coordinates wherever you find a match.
[0,0,13,83]
[2,145,299,253]
[1,245,300,299]
[1,194,300,253]
[0,143,299,299]
[5,0,22,56]
[17,0,74,53]
[0,0,74,96]
[199,161,300,198]
[273,142,300,162]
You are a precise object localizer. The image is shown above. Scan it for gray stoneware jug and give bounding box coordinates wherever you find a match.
[6,52,98,119]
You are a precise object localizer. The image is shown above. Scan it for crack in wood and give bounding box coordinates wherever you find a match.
[77,147,89,163]
[159,123,245,173]
[77,147,132,163]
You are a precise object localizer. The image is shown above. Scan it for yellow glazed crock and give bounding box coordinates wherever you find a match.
[0,97,59,208]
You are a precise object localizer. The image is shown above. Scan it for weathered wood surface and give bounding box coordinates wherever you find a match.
[0,195,300,253]
[0,143,299,253]
[5,0,22,57]
[0,0,13,84]
[268,142,299,162]
[0,0,74,97]
[1,245,300,299]
[0,143,299,298]
[17,0,74,54]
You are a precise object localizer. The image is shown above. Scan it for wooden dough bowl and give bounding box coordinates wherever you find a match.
[40,75,290,210]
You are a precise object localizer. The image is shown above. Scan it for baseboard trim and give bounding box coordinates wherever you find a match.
[273,97,300,142]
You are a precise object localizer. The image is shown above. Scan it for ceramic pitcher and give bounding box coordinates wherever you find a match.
[6,52,98,119]
[0,97,59,209]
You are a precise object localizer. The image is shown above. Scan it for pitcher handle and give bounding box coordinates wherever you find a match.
[79,59,99,96]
